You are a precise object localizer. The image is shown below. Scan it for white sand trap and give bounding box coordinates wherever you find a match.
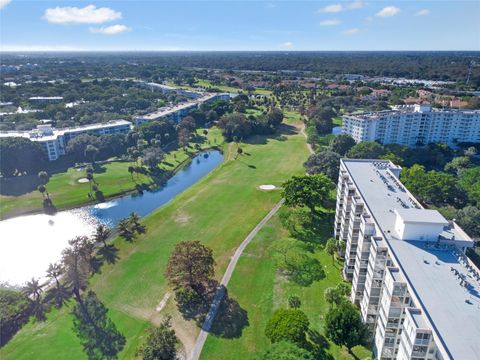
[77,178,90,183]
[259,184,276,191]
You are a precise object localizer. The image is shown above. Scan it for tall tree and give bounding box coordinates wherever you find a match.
[85,144,99,164]
[22,278,45,320]
[325,238,338,264]
[265,309,310,346]
[92,224,111,248]
[46,262,69,308]
[72,291,126,360]
[329,134,356,156]
[282,174,334,214]
[346,141,385,159]
[0,137,46,177]
[62,236,92,304]
[137,316,178,360]
[303,151,341,181]
[165,240,215,296]
[325,301,367,355]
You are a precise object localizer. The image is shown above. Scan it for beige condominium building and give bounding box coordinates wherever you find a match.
[334,159,480,360]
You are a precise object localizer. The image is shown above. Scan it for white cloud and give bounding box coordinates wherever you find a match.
[376,6,400,17]
[0,0,11,10]
[343,28,360,35]
[43,4,122,24]
[318,1,363,13]
[319,4,343,13]
[348,1,364,10]
[89,24,130,35]
[320,19,342,26]
[280,41,293,49]
[415,9,431,16]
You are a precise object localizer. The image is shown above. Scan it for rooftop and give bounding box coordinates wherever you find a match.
[342,159,479,360]
[395,208,448,225]
[344,105,480,121]
[0,120,132,142]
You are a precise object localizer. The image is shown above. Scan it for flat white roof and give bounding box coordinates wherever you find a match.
[395,208,448,225]
[342,159,479,360]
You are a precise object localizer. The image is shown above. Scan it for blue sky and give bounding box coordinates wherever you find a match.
[0,0,479,51]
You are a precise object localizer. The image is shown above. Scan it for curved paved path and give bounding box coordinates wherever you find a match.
[189,122,312,360]
[188,199,285,360]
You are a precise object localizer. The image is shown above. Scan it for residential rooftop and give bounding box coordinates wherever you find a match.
[342,159,480,360]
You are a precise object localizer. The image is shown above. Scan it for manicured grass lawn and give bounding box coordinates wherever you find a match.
[0,128,223,219]
[333,116,343,126]
[201,211,372,360]
[0,122,309,359]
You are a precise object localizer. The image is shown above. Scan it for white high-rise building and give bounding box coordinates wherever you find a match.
[342,104,480,147]
[335,159,480,360]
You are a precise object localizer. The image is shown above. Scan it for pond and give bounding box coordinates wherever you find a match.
[0,150,224,286]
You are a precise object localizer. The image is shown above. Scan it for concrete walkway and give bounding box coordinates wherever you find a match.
[188,122,313,360]
[188,199,285,360]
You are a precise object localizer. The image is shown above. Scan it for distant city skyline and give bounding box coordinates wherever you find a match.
[0,0,479,51]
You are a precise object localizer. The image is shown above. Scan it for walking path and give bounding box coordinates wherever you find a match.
[300,123,315,155]
[189,123,312,360]
[188,199,285,360]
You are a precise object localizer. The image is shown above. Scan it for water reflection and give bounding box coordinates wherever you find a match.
[0,150,223,286]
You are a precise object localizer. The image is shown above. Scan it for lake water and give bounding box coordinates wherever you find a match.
[0,150,223,286]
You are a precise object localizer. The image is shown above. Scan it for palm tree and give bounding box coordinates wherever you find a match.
[23,277,46,320]
[93,224,111,248]
[38,184,46,198]
[62,237,92,304]
[117,218,135,242]
[23,277,43,302]
[128,212,146,234]
[46,263,69,308]
[38,171,50,198]
[128,165,136,181]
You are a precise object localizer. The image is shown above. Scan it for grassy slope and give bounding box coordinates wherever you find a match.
[0,128,224,219]
[201,213,372,360]
[0,123,308,359]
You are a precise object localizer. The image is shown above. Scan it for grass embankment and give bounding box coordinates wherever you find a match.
[0,122,308,359]
[0,128,224,219]
[201,212,372,360]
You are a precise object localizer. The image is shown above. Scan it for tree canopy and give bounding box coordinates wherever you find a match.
[324,301,367,352]
[137,317,178,360]
[0,137,46,177]
[282,174,334,214]
[265,308,310,346]
[303,151,341,181]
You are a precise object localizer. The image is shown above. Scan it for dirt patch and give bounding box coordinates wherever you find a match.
[174,211,191,225]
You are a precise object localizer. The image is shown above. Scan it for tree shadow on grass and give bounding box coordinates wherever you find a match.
[98,245,120,264]
[242,123,298,145]
[284,256,326,287]
[209,287,249,339]
[307,329,334,360]
[93,164,107,174]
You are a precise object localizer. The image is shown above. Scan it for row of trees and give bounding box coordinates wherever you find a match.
[217,108,284,141]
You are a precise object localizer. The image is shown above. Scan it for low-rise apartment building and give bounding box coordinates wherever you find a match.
[0,120,132,161]
[342,104,480,147]
[134,93,230,125]
[335,159,480,360]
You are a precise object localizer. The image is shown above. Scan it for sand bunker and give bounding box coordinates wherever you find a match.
[259,184,276,191]
[77,178,90,183]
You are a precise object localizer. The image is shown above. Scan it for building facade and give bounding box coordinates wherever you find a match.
[134,93,230,125]
[342,104,480,147]
[0,120,132,161]
[335,159,480,360]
